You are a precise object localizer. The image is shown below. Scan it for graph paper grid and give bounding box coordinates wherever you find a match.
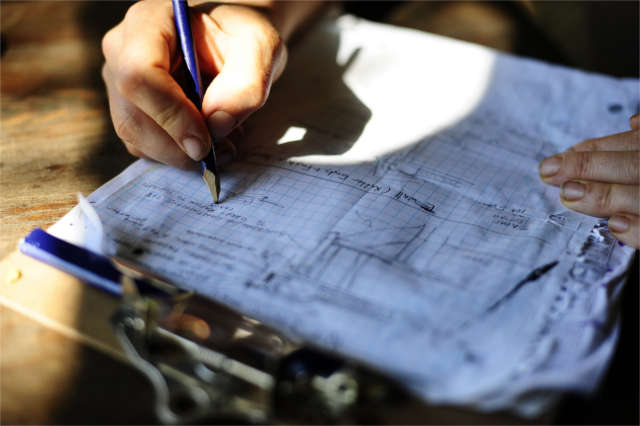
[72,16,639,414]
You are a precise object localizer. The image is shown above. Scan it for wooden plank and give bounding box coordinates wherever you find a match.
[0,1,133,259]
[0,3,141,422]
[0,250,124,359]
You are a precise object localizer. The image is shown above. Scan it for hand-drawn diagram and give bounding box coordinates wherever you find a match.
[84,16,638,414]
[298,225,426,290]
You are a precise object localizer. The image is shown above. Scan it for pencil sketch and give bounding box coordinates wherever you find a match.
[74,15,639,415]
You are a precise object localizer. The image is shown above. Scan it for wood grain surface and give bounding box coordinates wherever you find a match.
[0,2,147,423]
[1,2,134,259]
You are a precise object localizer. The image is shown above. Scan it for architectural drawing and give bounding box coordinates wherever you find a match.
[77,15,638,414]
[298,225,425,289]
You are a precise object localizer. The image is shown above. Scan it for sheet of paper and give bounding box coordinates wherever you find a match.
[52,16,638,414]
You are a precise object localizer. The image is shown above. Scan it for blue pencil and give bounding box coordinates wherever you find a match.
[172,0,220,203]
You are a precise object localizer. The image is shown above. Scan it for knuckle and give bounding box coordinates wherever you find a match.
[595,184,614,212]
[154,102,183,134]
[571,151,592,178]
[101,28,117,59]
[114,62,144,97]
[240,80,269,111]
[113,113,142,144]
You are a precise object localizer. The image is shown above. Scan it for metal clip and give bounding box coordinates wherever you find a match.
[110,274,420,424]
[110,276,274,424]
[18,228,419,423]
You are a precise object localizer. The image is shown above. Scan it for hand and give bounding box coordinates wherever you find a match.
[539,114,640,248]
[101,1,287,169]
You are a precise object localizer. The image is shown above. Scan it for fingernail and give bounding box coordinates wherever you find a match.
[608,216,629,233]
[183,137,207,161]
[561,181,585,201]
[207,111,235,139]
[539,156,561,177]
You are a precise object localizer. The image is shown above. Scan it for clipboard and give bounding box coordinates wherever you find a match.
[1,227,542,424]
[1,228,433,424]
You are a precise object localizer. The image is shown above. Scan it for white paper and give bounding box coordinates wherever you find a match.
[54,16,638,415]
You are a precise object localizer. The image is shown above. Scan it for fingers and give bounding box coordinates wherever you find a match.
[608,214,640,248]
[539,115,640,248]
[539,150,639,187]
[570,129,639,152]
[103,66,197,170]
[102,1,211,162]
[102,1,287,169]
[197,5,286,140]
[560,181,639,218]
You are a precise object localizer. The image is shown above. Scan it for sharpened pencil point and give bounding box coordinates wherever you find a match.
[202,169,220,203]
[201,149,220,203]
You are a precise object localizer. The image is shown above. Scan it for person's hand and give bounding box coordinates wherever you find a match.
[539,114,640,248]
[101,1,288,169]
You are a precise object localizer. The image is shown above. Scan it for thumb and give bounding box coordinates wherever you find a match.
[630,113,640,130]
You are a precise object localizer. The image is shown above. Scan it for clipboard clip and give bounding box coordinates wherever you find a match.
[20,228,417,424]
[110,276,272,424]
[110,269,413,424]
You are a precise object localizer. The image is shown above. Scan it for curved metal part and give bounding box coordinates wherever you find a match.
[111,307,186,424]
[110,304,270,424]
[109,276,420,424]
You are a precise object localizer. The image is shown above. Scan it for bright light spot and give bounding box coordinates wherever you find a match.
[291,16,495,166]
[232,328,253,339]
[277,126,307,145]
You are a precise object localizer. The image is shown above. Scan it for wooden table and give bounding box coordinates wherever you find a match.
[0,2,158,423]
[1,1,637,424]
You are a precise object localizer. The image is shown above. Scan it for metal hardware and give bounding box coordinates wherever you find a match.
[110,274,418,424]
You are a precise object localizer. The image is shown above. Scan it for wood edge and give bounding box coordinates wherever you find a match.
[0,249,126,363]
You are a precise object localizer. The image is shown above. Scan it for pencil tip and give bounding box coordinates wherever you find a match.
[201,149,221,203]
[202,169,220,203]
[214,174,221,204]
